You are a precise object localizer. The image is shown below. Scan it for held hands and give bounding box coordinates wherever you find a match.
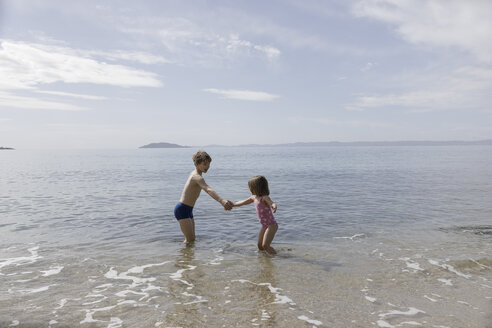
[271,203,277,213]
[222,199,234,211]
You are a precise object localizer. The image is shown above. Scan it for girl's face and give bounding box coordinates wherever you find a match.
[196,161,210,173]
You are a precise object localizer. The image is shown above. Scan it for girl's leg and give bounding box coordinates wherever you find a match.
[178,218,195,244]
[257,227,266,251]
[262,224,278,255]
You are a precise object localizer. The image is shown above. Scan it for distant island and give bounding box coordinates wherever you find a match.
[140,140,492,149]
[258,140,492,147]
[140,142,189,149]
[0,147,14,150]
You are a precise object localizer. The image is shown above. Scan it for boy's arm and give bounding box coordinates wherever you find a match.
[262,195,277,213]
[195,175,232,209]
[233,196,254,207]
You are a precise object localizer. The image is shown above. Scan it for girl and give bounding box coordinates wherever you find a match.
[234,175,278,255]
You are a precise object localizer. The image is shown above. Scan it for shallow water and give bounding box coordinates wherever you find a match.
[1,147,491,327]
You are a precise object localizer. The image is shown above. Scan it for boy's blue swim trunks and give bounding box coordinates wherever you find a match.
[174,202,194,220]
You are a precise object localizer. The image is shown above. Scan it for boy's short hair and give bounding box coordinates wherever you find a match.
[192,151,212,164]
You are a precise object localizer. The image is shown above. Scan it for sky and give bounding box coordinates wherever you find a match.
[1,0,491,149]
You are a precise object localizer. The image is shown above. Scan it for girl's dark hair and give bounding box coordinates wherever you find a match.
[192,151,212,164]
[248,175,270,196]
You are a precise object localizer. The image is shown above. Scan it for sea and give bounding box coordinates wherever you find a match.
[1,146,491,328]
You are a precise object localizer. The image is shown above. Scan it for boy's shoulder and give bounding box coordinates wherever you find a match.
[189,170,204,181]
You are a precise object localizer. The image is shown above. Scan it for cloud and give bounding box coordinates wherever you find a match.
[346,91,455,112]
[361,62,375,72]
[203,88,280,101]
[353,0,492,62]
[118,17,281,65]
[0,91,87,111]
[253,45,281,60]
[35,90,107,100]
[346,65,492,112]
[225,34,281,60]
[0,39,163,90]
[351,2,492,112]
[0,39,163,111]
[86,50,171,65]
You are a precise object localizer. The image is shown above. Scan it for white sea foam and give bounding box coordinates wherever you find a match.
[106,316,123,328]
[379,307,425,318]
[0,246,42,270]
[297,315,323,326]
[470,259,491,270]
[118,299,147,307]
[94,283,113,290]
[365,296,377,303]
[105,267,156,287]
[169,265,196,289]
[8,320,19,327]
[105,263,169,288]
[334,233,365,241]
[400,258,424,272]
[428,259,471,279]
[261,309,270,320]
[142,284,162,292]
[437,278,453,286]
[424,295,438,302]
[399,322,422,326]
[376,306,426,328]
[80,305,117,324]
[41,265,64,277]
[127,261,170,274]
[232,280,296,306]
[377,320,394,328]
[55,299,68,310]
[181,291,207,305]
[14,277,38,283]
[82,297,107,306]
[115,289,148,300]
[208,249,224,265]
[260,283,296,306]
[18,285,52,294]
[105,261,170,286]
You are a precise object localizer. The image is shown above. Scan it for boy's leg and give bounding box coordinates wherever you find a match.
[257,227,266,251]
[262,224,278,255]
[178,218,195,244]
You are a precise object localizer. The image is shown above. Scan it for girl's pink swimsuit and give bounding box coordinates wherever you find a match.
[254,196,278,229]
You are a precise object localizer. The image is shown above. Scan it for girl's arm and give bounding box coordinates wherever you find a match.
[262,195,277,213]
[233,196,254,207]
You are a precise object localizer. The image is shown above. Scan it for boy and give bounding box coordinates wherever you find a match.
[174,151,233,244]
